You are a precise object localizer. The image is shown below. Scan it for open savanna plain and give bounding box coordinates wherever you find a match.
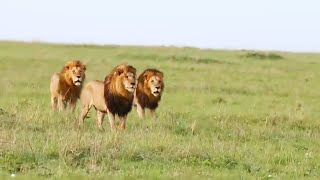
[0,41,320,179]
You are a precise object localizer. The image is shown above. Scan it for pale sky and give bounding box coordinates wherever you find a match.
[1,0,319,52]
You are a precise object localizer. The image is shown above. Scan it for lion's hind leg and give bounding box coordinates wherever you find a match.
[78,103,92,128]
[96,110,105,131]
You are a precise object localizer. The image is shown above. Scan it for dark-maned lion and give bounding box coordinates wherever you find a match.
[50,60,86,112]
[78,64,136,130]
[134,69,164,119]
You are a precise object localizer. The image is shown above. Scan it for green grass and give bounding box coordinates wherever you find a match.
[0,41,320,179]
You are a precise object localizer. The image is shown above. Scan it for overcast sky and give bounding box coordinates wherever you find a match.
[0,0,319,52]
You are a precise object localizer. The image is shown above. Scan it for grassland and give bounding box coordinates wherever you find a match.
[0,41,320,179]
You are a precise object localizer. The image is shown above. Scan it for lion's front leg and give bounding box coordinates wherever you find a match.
[119,115,127,130]
[150,109,157,120]
[107,110,116,130]
[57,95,66,112]
[69,98,77,112]
[136,103,145,119]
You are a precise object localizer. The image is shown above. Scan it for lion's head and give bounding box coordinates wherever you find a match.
[61,60,86,86]
[140,69,164,97]
[105,64,137,94]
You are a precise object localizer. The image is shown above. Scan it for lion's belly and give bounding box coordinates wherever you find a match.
[93,98,108,113]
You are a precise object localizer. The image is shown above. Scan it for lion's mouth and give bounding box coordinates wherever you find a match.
[152,91,160,96]
[74,80,82,86]
[126,86,135,92]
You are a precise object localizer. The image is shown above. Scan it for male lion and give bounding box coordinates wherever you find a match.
[78,64,136,130]
[50,60,86,112]
[134,69,164,119]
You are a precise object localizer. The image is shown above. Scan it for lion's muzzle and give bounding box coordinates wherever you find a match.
[73,77,82,86]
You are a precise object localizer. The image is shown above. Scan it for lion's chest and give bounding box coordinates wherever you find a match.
[137,92,159,110]
[105,95,133,117]
[59,86,80,101]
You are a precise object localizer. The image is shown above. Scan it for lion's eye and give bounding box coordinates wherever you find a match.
[151,80,154,83]
[125,75,129,78]
[158,80,161,83]
[72,70,76,74]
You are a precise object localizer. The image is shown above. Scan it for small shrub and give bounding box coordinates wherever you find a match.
[178,154,239,169]
[170,55,223,64]
[0,152,38,173]
[0,108,16,128]
[64,148,91,168]
[242,52,283,60]
[129,152,146,162]
[211,97,227,104]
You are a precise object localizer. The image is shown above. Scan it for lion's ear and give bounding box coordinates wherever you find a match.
[82,64,87,71]
[129,65,136,74]
[104,74,111,84]
[143,73,148,79]
[114,69,123,76]
[64,64,70,70]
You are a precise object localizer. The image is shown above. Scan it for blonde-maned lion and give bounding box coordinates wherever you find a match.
[78,64,136,130]
[50,60,86,112]
[134,69,164,119]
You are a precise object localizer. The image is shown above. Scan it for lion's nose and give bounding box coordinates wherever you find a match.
[131,82,135,86]
[76,75,81,78]
[155,86,160,90]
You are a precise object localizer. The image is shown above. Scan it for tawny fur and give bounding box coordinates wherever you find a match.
[79,64,136,130]
[50,60,86,112]
[134,69,164,119]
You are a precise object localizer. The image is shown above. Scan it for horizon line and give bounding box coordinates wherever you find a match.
[1,39,319,54]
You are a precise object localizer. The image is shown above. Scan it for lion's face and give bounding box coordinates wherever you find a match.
[148,75,163,97]
[122,72,136,92]
[69,66,85,86]
[112,65,137,93]
[64,61,86,86]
